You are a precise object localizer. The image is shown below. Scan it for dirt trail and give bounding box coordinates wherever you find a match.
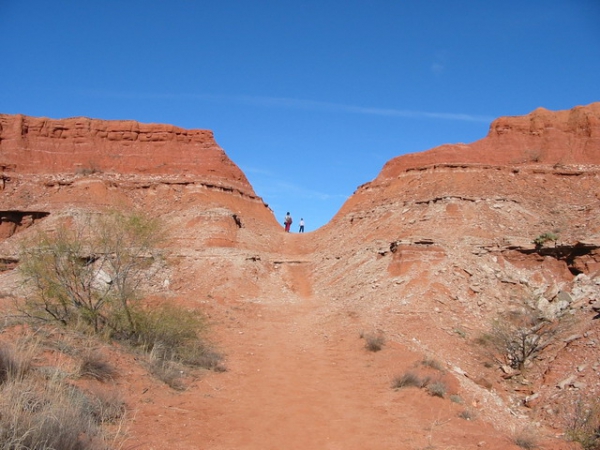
[127,232,520,450]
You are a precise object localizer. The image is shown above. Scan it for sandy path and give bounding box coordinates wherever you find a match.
[126,233,519,450]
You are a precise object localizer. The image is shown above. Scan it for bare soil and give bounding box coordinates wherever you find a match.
[122,233,537,450]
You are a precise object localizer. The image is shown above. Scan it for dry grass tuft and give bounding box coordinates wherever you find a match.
[458,409,476,420]
[0,377,109,450]
[362,332,385,352]
[392,372,424,389]
[512,428,538,450]
[0,345,30,384]
[78,351,117,382]
[0,332,126,449]
[420,357,445,372]
[425,380,447,398]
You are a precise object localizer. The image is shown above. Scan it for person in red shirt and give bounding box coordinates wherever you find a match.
[284,212,292,232]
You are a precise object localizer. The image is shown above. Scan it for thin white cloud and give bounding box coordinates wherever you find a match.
[240,166,274,176]
[252,177,348,202]
[76,89,494,123]
[230,95,494,123]
[275,180,348,201]
[431,62,445,74]
[431,50,449,76]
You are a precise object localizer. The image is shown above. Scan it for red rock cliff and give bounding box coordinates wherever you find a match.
[377,102,600,179]
[0,114,254,195]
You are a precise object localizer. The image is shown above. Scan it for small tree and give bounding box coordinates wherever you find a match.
[484,306,569,371]
[19,210,164,336]
[94,210,163,335]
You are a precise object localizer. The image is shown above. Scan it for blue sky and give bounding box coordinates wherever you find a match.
[1,1,599,231]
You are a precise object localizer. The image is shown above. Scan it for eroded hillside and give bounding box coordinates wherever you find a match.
[1,104,599,449]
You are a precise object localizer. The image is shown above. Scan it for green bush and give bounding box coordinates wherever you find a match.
[533,232,559,248]
[19,210,164,336]
[129,303,225,372]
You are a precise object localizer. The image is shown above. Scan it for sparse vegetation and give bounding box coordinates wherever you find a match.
[392,371,448,399]
[453,328,467,338]
[0,340,125,450]
[18,209,164,336]
[565,399,600,450]
[78,351,117,382]
[86,385,126,424]
[512,429,538,449]
[362,332,385,352]
[147,352,186,390]
[132,303,225,373]
[420,357,445,372]
[458,409,476,420]
[525,149,542,163]
[449,394,463,404]
[533,231,559,248]
[425,380,447,398]
[17,209,225,387]
[478,305,571,371]
[0,345,30,383]
[392,371,424,389]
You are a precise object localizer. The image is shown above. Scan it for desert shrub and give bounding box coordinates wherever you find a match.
[565,400,600,450]
[147,350,186,390]
[421,357,445,371]
[175,341,226,372]
[19,209,223,373]
[450,394,463,404]
[78,351,116,382]
[0,345,30,384]
[19,209,164,335]
[129,304,203,355]
[533,232,559,248]
[362,332,385,352]
[0,331,126,449]
[458,409,476,420]
[425,380,447,398]
[512,430,538,449]
[86,386,126,424]
[129,303,225,374]
[392,372,424,389]
[480,306,570,371]
[0,378,107,450]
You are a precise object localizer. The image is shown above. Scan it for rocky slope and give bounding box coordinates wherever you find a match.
[1,103,599,449]
[319,102,600,443]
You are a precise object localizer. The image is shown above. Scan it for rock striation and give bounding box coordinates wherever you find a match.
[0,114,253,195]
[376,102,600,178]
[1,103,600,448]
